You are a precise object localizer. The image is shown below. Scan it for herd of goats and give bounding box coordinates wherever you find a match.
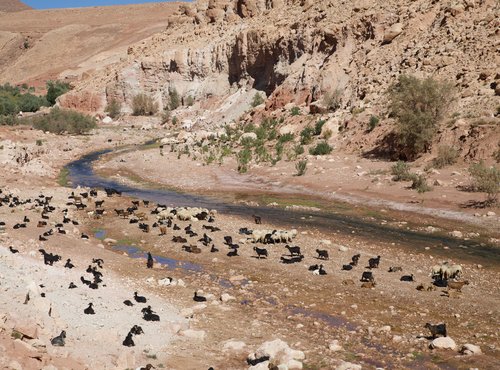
[0,186,470,356]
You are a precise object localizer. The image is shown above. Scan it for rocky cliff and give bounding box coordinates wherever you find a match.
[59,0,499,159]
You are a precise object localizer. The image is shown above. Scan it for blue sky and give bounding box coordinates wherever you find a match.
[23,1,178,9]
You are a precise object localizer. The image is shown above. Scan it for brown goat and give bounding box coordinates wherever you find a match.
[447,280,469,292]
[361,281,376,288]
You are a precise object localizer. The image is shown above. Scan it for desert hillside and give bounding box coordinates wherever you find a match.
[0,0,31,12]
[0,2,181,87]
[58,0,499,161]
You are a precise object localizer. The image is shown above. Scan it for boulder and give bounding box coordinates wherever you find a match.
[383,23,403,44]
[329,340,342,352]
[221,293,236,303]
[430,336,457,350]
[248,339,305,369]
[102,116,113,124]
[180,329,206,340]
[240,132,257,142]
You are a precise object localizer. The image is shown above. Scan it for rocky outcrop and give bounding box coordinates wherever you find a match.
[61,0,499,159]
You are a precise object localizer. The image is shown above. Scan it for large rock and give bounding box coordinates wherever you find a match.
[248,339,305,369]
[430,337,457,350]
[383,23,403,44]
[336,362,362,370]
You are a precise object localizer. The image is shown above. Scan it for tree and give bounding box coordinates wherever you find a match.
[46,81,71,105]
[388,75,452,160]
[469,161,500,204]
[105,99,121,119]
[168,88,180,110]
[132,93,158,116]
[31,108,96,135]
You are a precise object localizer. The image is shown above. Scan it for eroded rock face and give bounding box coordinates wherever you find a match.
[60,0,499,160]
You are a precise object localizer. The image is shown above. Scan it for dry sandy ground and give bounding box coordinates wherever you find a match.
[0,2,180,86]
[1,124,500,369]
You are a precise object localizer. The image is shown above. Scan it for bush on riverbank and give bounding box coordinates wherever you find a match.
[31,108,96,135]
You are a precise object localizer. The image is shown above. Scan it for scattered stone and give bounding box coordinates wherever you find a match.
[221,293,236,303]
[430,337,457,350]
[329,340,343,352]
[450,231,463,238]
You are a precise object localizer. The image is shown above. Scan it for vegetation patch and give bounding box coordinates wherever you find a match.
[31,108,96,135]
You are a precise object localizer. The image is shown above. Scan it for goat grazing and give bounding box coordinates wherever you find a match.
[134,292,147,303]
[424,323,447,338]
[351,254,361,266]
[368,256,381,269]
[253,247,268,259]
[122,332,135,347]
[361,271,374,282]
[447,280,469,292]
[316,249,329,260]
[388,266,402,272]
[285,245,301,257]
[400,274,414,282]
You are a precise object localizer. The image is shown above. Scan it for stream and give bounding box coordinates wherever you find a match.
[65,144,500,265]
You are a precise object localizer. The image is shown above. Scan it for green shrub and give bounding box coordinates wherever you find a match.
[432,145,459,169]
[36,139,43,146]
[368,115,379,131]
[469,161,500,203]
[31,108,96,135]
[278,132,294,144]
[0,83,47,117]
[237,148,252,173]
[168,88,180,110]
[411,174,431,193]
[46,80,71,105]
[294,144,304,156]
[309,141,333,155]
[251,92,265,107]
[295,159,308,176]
[171,116,178,125]
[314,119,326,136]
[388,75,452,160]
[132,93,158,116]
[300,126,314,145]
[105,99,121,119]
[254,145,270,163]
[391,161,412,181]
[290,106,300,116]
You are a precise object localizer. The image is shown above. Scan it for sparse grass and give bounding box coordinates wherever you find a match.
[314,119,326,135]
[290,106,300,116]
[368,115,379,131]
[411,173,432,193]
[251,92,264,107]
[431,145,459,169]
[391,161,412,181]
[58,167,70,187]
[300,125,314,145]
[295,159,308,176]
[309,141,332,155]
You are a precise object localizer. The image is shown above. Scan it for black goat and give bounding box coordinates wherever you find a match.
[8,246,19,254]
[38,249,61,266]
[424,323,447,338]
[285,245,301,257]
[227,248,238,257]
[64,259,75,269]
[122,332,135,347]
[361,271,374,282]
[316,249,329,260]
[223,236,233,245]
[134,292,147,303]
[193,291,207,302]
[50,331,66,347]
[68,282,77,289]
[351,254,361,266]
[400,274,414,282]
[146,252,154,269]
[253,247,268,259]
[253,215,262,224]
[123,300,134,307]
[210,244,219,253]
[84,303,95,315]
[280,255,304,264]
[368,255,381,269]
[342,264,353,271]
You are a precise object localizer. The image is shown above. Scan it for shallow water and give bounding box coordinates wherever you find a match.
[67,145,500,265]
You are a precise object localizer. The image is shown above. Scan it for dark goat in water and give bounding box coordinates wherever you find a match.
[146,252,154,269]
